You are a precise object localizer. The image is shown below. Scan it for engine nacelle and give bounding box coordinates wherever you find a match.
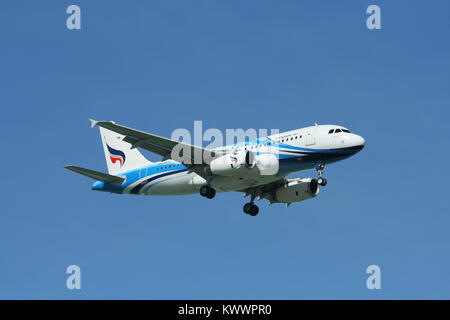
[275,178,319,203]
[208,150,255,176]
[254,153,279,175]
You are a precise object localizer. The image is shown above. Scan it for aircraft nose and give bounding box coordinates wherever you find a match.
[357,135,365,148]
[353,134,365,151]
[344,134,365,153]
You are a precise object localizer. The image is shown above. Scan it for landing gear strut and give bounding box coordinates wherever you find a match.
[200,185,216,199]
[243,194,259,216]
[316,164,327,186]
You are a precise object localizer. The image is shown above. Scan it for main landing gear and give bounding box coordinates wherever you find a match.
[243,194,259,216]
[200,185,216,199]
[200,185,259,216]
[316,163,328,186]
[243,203,259,216]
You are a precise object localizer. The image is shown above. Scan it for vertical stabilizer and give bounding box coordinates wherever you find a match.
[98,126,151,175]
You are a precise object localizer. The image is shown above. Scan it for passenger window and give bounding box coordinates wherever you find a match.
[328,129,334,134]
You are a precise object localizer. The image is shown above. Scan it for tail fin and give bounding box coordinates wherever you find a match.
[98,125,152,175]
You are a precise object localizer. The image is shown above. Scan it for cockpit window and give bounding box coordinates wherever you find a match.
[342,129,351,133]
[328,129,334,134]
[335,129,342,133]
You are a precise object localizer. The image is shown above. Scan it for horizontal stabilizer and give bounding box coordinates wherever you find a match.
[65,165,125,185]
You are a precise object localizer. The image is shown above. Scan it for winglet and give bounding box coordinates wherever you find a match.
[89,118,98,128]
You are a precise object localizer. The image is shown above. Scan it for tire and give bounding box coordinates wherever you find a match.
[320,178,327,186]
[200,185,209,197]
[206,188,216,199]
[243,203,253,214]
[250,205,259,216]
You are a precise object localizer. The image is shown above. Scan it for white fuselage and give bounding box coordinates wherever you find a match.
[93,124,365,195]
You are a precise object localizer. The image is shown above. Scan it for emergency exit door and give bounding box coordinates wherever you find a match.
[305,125,317,146]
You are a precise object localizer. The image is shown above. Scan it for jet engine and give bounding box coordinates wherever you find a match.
[254,153,279,175]
[275,178,319,203]
[208,150,255,176]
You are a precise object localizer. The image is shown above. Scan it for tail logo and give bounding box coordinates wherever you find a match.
[107,143,126,167]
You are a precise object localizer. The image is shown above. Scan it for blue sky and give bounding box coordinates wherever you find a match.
[1,0,449,299]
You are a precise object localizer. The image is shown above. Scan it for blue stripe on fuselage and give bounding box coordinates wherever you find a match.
[92,162,189,194]
[129,168,188,194]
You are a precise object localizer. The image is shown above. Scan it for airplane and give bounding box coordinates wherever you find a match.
[65,119,365,216]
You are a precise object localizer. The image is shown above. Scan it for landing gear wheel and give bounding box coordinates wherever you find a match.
[200,185,209,197]
[200,185,216,199]
[250,205,259,216]
[206,188,216,199]
[316,164,327,187]
[243,203,259,216]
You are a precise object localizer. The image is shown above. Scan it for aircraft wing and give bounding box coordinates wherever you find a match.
[241,178,287,205]
[90,119,221,178]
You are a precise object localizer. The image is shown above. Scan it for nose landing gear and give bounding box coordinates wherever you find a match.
[316,164,327,186]
[317,177,327,186]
